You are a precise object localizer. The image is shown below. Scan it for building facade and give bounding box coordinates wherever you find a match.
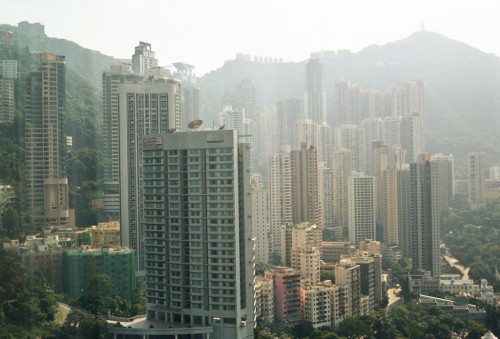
[24,53,73,228]
[118,79,181,270]
[142,130,254,339]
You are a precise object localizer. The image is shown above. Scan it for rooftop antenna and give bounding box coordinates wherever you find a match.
[188,119,203,130]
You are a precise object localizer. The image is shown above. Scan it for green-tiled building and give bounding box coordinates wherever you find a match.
[62,247,136,300]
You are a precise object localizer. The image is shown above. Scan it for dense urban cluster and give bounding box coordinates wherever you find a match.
[0,21,498,338]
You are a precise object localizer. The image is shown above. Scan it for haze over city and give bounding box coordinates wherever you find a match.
[0,1,499,338]
[2,0,500,74]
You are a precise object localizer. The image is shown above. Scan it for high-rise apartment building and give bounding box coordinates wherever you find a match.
[334,79,352,125]
[333,148,353,239]
[335,124,365,173]
[142,130,254,339]
[173,62,200,130]
[275,97,303,147]
[347,173,376,245]
[132,41,158,75]
[0,78,14,123]
[25,53,73,228]
[254,276,274,324]
[382,116,401,147]
[265,266,302,324]
[0,60,17,79]
[291,143,323,228]
[221,106,253,169]
[251,174,271,264]
[291,246,321,285]
[380,163,410,247]
[362,118,382,175]
[294,119,332,167]
[408,154,441,276]
[305,57,326,123]
[282,221,322,267]
[431,154,454,210]
[119,79,181,270]
[101,65,147,220]
[269,145,293,254]
[400,113,424,163]
[335,260,361,317]
[392,79,424,117]
[468,152,486,210]
[321,166,335,230]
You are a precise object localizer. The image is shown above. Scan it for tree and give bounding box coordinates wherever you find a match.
[469,262,493,283]
[255,262,272,276]
[0,248,58,337]
[78,274,114,315]
[335,316,373,338]
[56,309,108,339]
[291,321,314,338]
[320,271,335,282]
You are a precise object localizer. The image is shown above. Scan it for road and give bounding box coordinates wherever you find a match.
[57,302,71,324]
[443,253,469,280]
[387,287,401,305]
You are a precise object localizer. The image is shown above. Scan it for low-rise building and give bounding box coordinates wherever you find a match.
[419,294,486,324]
[88,221,120,247]
[0,184,15,213]
[321,242,355,263]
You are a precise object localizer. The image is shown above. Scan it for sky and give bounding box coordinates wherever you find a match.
[1,0,500,76]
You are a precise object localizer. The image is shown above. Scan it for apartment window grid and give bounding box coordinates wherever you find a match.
[143,145,239,312]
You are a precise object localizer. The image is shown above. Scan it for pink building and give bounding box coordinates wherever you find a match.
[265,267,302,323]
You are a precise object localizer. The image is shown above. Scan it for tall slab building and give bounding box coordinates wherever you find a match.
[25,53,73,228]
[269,145,293,255]
[118,79,181,270]
[468,152,486,210]
[142,130,254,339]
[408,154,441,277]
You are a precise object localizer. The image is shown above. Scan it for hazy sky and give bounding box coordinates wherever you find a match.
[2,0,499,75]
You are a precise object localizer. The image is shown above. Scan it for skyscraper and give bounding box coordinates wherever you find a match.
[25,53,73,228]
[408,154,441,276]
[468,152,486,210]
[142,130,254,339]
[119,79,181,270]
[305,57,326,123]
